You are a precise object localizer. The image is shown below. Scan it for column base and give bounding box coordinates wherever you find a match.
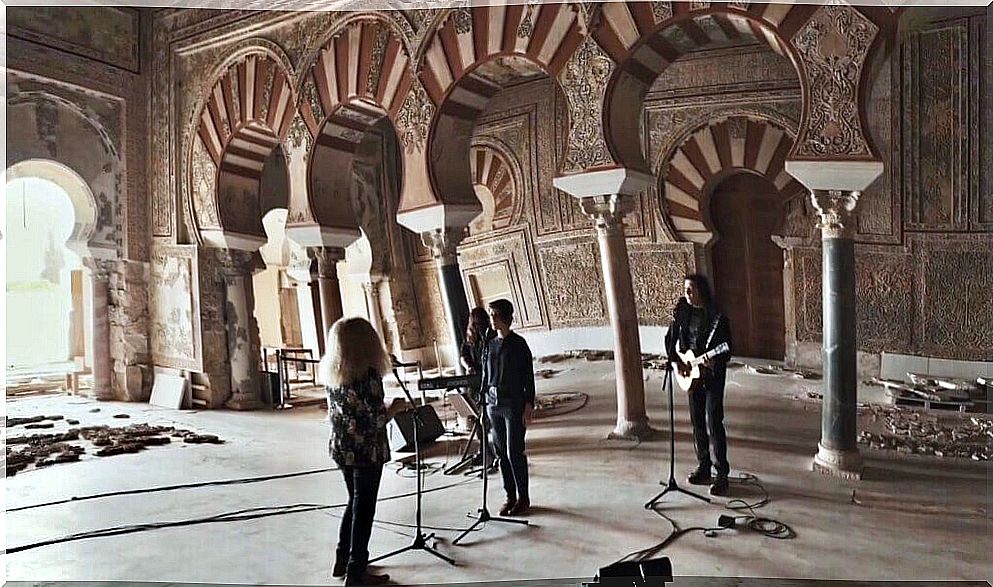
[225,393,265,411]
[811,442,863,480]
[607,419,662,441]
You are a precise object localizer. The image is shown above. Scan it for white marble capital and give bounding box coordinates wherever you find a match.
[421,227,465,266]
[810,189,860,239]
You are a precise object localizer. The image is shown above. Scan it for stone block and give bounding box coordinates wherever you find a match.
[880,352,928,382]
[927,357,988,381]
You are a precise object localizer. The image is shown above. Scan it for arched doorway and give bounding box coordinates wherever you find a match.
[710,172,787,360]
[5,159,100,391]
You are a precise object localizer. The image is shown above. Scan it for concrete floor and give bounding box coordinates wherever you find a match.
[5,359,991,585]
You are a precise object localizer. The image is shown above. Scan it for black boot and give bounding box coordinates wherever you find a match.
[332,551,348,578]
[687,465,713,485]
[709,476,729,497]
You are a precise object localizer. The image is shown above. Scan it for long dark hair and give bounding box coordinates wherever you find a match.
[684,273,715,312]
[465,307,490,345]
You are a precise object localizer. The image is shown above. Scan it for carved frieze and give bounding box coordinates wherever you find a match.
[559,34,614,173]
[385,271,426,350]
[537,240,606,327]
[791,4,876,159]
[413,264,450,345]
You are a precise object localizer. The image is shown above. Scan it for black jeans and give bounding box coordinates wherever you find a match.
[688,379,730,478]
[336,464,384,578]
[487,405,528,501]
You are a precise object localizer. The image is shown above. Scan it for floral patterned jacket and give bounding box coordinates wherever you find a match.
[326,369,391,466]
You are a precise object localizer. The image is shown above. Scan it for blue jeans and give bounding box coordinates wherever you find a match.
[487,405,529,501]
[336,464,384,578]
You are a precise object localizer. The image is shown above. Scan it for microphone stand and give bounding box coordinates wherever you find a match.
[644,361,711,509]
[453,387,528,545]
[368,367,455,566]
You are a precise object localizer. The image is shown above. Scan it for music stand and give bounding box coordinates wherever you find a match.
[644,362,711,509]
[368,367,456,567]
[453,388,528,545]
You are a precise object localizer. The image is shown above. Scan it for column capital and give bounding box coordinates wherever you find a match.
[83,258,117,282]
[307,246,346,279]
[421,228,464,266]
[810,189,860,239]
[579,194,635,233]
[213,248,264,281]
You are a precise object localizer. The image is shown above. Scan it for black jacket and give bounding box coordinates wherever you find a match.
[665,300,732,384]
[481,331,536,410]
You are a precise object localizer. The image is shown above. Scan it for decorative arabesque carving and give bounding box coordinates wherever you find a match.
[920,246,993,358]
[367,27,389,96]
[396,79,434,154]
[453,7,472,35]
[651,2,673,25]
[855,252,913,353]
[191,138,221,229]
[287,111,312,153]
[150,247,198,369]
[791,4,876,158]
[559,35,614,173]
[302,76,325,125]
[518,3,536,38]
[538,241,606,327]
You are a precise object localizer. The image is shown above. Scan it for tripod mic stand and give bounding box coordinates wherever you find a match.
[368,368,455,566]
[644,362,711,509]
[453,391,528,545]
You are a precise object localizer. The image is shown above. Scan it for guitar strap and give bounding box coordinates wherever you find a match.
[704,312,724,351]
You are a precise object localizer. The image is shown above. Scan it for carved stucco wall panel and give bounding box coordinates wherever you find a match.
[536,239,606,328]
[790,4,877,160]
[459,228,545,329]
[915,235,993,360]
[558,34,615,173]
[150,245,202,371]
[628,245,696,327]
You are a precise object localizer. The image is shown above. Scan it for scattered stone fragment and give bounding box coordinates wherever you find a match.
[67,419,79,425]
[113,414,131,419]
[534,368,559,379]
[89,408,101,413]
[748,365,780,375]
[25,422,56,429]
[181,433,224,444]
[857,405,992,461]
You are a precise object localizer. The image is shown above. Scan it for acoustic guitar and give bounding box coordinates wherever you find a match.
[672,342,731,392]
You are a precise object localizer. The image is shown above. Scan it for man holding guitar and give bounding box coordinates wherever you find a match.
[665,274,733,496]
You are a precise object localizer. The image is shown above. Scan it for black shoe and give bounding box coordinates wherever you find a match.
[332,556,347,578]
[687,467,713,485]
[709,476,729,497]
[344,570,391,586]
[508,497,530,516]
[499,497,517,516]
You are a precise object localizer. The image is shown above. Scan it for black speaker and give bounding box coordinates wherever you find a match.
[387,405,445,453]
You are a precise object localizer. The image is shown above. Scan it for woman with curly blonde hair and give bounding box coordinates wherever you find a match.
[319,317,406,586]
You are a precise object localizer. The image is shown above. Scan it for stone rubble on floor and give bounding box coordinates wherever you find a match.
[5,415,225,476]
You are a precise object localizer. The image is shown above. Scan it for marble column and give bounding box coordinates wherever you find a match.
[580,195,657,440]
[363,275,387,340]
[308,246,346,341]
[84,258,115,400]
[810,189,863,479]
[422,228,470,373]
[220,250,266,411]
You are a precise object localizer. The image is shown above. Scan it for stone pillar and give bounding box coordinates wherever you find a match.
[363,275,386,339]
[84,258,115,400]
[810,189,863,479]
[786,159,882,480]
[308,246,345,341]
[422,228,470,372]
[219,250,265,411]
[580,195,656,440]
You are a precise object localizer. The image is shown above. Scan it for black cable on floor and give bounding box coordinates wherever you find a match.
[608,472,793,568]
[7,475,480,554]
[7,466,339,512]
